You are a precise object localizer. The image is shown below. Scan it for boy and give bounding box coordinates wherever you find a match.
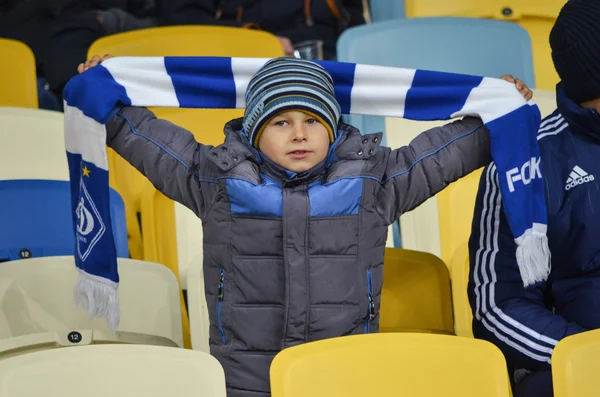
[80,55,531,396]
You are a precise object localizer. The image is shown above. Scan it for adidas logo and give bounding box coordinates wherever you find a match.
[565,166,595,191]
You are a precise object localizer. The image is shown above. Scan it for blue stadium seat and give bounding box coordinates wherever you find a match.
[0,179,128,261]
[337,17,535,247]
[369,0,405,22]
[338,17,535,133]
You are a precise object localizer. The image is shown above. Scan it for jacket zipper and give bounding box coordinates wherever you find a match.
[217,269,226,344]
[365,269,375,333]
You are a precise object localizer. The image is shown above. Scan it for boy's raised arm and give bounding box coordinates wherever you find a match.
[375,117,491,225]
[105,106,217,219]
[375,74,533,225]
[79,55,218,219]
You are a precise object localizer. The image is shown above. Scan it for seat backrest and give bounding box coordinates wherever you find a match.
[270,333,511,397]
[381,248,453,334]
[0,256,184,347]
[450,243,473,337]
[86,25,284,277]
[0,107,67,180]
[383,117,445,256]
[436,169,484,266]
[0,106,143,259]
[0,344,225,396]
[0,180,128,260]
[552,329,600,397]
[405,0,565,90]
[337,17,535,137]
[338,17,534,79]
[0,39,38,108]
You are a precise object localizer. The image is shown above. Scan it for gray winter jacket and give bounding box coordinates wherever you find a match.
[106,106,491,397]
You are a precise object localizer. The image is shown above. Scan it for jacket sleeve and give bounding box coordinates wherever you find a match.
[467,164,587,371]
[376,116,490,224]
[105,106,218,219]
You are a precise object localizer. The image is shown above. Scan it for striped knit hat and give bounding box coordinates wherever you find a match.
[242,57,342,148]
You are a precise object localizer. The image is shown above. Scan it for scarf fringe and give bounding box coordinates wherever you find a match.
[74,270,120,331]
[516,228,551,287]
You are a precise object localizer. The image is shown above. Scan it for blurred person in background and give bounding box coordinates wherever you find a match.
[0,0,157,110]
[155,0,365,59]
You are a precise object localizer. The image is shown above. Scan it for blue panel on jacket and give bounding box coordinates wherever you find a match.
[309,178,362,217]
[226,176,282,217]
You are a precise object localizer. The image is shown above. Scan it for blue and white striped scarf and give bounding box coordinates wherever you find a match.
[63,56,547,328]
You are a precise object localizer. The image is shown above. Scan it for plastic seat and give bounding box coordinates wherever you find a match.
[0,256,184,354]
[270,333,511,397]
[337,17,534,137]
[0,38,38,108]
[186,267,210,352]
[552,329,600,397]
[0,180,128,261]
[405,0,565,90]
[0,344,226,397]
[369,0,405,21]
[450,243,472,337]
[0,107,67,180]
[0,106,143,259]
[380,248,453,334]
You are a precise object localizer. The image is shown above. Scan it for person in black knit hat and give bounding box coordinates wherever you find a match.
[467,1,600,397]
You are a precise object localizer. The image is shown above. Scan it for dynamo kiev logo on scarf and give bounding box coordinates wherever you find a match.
[75,171,106,261]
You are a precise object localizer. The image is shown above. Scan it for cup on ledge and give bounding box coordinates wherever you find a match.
[293,40,324,61]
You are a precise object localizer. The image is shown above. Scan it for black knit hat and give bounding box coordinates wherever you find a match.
[550,0,600,103]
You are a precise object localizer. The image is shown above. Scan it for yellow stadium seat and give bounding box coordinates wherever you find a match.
[380,248,453,334]
[186,267,210,353]
[552,329,600,397]
[436,168,483,266]
[0,107,67,180]
[0,344,226,397]
[0,38,38,108]
[405,0,565,90]
[450,243,473,337]
[270,333,511,397]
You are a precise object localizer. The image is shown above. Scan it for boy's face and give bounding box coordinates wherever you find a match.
[258,110,331,173]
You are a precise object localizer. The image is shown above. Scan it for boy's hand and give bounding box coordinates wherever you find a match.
[500,74,533,101]
[78,54,113,74]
